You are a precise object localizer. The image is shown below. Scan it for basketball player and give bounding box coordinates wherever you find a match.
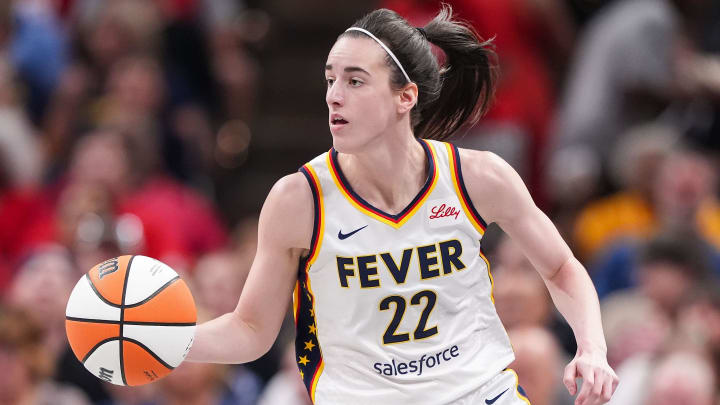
[187,6,618,405]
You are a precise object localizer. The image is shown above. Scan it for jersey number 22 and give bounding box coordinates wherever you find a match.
[379,290,438,344]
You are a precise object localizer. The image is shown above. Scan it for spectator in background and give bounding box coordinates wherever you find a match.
[572,123,677,262]
[491,233,579,356]
[0,56,52,293]
[451,0,575,203]
[72,0,162,77]
[193,251,249,318]
[0,57,44,188]
[677,286,720,387]
[507,326,571,405]
[192,246,280,386]
[97,384,158,405]
[381,0,575,201]
[548,0,716,207]
[643,350,716,405]
[155,359,258,405]
[42,0,163,169]
[199,0,260,123]
[591,146,720,298]
[492,235,577,404]
[5,244,111,403]
[7,245,76,358]
[652,148,720,248]
[230,215,259,262]
[256,343,312,405]
[54,180,127,274]
[609,349,716,405]
[97,55,165,132]
[600,230,712,368]
[6,0,69,122]
[62,129,227,272]
[492,236,553,329]
[0,305,91,405]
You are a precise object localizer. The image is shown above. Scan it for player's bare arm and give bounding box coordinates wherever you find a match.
[187,172,313,363]
[459,148,619,405]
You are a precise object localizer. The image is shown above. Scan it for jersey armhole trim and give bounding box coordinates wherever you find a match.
[480,244,495,304]
[296,164,326,402]
[445,143,488,235]
[294,164,324,325]
[299,164,324,264]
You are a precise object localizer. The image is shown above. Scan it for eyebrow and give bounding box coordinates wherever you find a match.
[325,64,371,76]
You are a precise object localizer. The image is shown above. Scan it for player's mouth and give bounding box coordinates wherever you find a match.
[330,114,349,130]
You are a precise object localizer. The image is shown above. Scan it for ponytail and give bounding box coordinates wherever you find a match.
[419,5,497,140]
[343,4,497,140]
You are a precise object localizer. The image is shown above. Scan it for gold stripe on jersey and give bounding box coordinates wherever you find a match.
[305,164,325,264]
[479,247,495,304]
[445,143,486,235]
[507,369,532,404]
[326,140,439,229]
[311,361,325,402]
[444,142,495,304]
[296,164,326,402]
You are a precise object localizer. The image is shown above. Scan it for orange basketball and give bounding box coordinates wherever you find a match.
[65,255,196,386]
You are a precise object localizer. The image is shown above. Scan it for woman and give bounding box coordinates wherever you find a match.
[0,306,92,405]
[187,6,618,405]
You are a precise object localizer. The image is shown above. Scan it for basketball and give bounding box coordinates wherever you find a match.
[65,255,196,386]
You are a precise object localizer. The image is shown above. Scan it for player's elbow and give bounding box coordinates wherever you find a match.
[543,255,578,284]
[229,311,277,362]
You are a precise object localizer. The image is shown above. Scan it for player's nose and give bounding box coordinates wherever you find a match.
[326,82,344,107]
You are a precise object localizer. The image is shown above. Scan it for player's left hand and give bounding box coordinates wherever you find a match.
[563,349,619,405]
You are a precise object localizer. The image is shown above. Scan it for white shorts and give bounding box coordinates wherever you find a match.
[452,369,531,405]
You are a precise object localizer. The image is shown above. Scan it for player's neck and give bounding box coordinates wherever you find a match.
[337,128,427,215]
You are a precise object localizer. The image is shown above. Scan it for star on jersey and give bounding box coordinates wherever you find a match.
[295,252,323,395]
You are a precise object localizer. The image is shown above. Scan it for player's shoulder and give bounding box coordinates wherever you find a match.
[260,172,315,249]
[456,147,513,189]
[455,147,534,224]
[266,172,314,212]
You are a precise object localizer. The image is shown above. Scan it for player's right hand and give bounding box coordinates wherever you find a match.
[563,350,619,405]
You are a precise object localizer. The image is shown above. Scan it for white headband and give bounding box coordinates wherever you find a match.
[345,27,412,83]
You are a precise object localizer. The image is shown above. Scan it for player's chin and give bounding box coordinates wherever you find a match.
[330,129,357,154]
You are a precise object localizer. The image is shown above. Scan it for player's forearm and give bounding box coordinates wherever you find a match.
[543,256,608,354]
[185,312,272,364]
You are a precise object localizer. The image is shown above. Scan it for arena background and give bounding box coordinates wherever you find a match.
[1,0,719,404]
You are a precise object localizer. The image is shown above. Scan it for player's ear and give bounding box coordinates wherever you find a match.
[396,82,418,115]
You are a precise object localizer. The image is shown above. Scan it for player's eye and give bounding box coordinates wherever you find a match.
[325,78,335,87]
[350,78,363,87]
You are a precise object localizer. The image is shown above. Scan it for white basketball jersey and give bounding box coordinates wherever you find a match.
[293,139,515,404]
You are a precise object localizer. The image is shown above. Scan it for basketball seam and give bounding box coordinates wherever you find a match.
[123,337,177,370]
[66,317,119,324]
[84,273,122,308]
[123,321,196,327]
[82,337,120,363]
[119,255,135,386]
[66,316,196,327]
[123,276,180,308]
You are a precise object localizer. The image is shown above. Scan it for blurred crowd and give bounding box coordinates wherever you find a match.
[0,0,719,404]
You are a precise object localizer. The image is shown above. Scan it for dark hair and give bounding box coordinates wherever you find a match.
[341,4,496,141]
[637,229,712,281]
[0,306,53,382]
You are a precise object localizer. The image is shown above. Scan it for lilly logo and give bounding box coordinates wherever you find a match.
[429,204,460,220]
